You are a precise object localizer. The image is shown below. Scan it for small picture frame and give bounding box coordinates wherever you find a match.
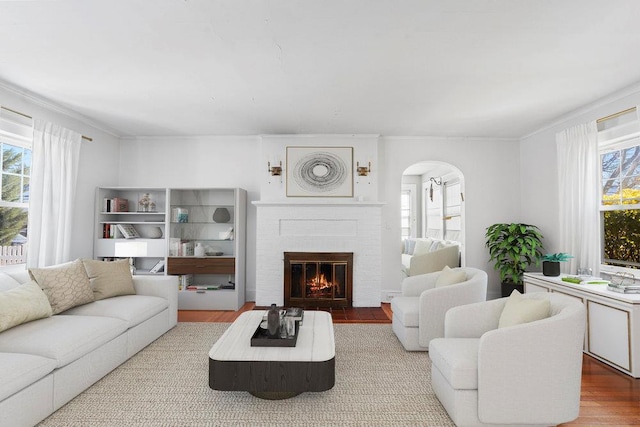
[116,224,140,239]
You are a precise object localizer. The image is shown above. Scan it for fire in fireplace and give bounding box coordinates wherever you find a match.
[284,252,353,308]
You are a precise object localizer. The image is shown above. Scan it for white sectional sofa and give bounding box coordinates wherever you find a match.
[401,237,460,277]
[0,260,178,427]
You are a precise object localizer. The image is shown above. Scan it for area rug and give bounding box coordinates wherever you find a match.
[38,322,454,426]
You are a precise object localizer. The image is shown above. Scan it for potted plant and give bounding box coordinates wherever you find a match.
[541,253,573,277]
[485,223,545,297]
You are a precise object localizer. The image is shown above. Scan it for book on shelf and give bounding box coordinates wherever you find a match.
[181,241,194,256]
[102,223,117,238]
[186,285,220,291]
[116,224,140,239]
[178,274,194,290]
[103,197,129,213]
[149,260,165,274]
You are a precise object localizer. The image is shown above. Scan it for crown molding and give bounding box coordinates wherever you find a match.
[0,79,121,138]
[520,80,640,140]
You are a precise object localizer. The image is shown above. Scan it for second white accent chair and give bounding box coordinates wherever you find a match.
[391,267,488,351]
[429,292,586,426]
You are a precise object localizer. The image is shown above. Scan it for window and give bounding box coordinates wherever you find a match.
[0,109,32,266]
[598,108,640,271]
[400,186,414,240]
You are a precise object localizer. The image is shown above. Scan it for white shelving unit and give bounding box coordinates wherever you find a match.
[167,188,246,311]
[94,187,169,275]
[94,187,246,310]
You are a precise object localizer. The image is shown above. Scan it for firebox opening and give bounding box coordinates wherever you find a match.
[284,252,353,308]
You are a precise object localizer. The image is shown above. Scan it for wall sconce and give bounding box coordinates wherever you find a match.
[356,161,371,176]
[429,177,442,202]
[268,161,282,176]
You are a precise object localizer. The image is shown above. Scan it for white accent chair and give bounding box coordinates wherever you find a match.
[429,293,586,427]
[391,267,488,351]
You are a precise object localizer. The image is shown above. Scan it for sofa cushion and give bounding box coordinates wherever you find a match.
[0,352,57,401]
[0,280,52,332]
[82,258,136,300]
[0,315,127,368]
[63,294,168,328]
[429,337,480,390]
[499,290,550,328]
[435,266,467,287]
[29,259,95,314]
[390,296,419,327]
[0,272,22,291]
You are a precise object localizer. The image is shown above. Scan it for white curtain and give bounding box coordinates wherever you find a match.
[27,119,82,268]
[556,122,599,275]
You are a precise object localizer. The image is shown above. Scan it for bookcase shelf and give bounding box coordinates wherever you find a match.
[94,187,246,311]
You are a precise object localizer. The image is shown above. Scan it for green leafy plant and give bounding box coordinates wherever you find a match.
[542,253,573,262]
[485,223,545,285]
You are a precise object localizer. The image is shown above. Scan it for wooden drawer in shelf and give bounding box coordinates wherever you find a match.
[167,257,235,274]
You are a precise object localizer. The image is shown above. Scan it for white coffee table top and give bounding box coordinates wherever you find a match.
[209,310,335,362]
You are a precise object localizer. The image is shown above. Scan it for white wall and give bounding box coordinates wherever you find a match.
[520,83,640,264]
[380,136,521,299]
[0,84,120,262]
[117,136,261,299]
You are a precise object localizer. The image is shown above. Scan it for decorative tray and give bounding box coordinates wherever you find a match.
[250,321,299,347]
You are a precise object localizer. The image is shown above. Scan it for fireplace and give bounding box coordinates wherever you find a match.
[284,252,353,308]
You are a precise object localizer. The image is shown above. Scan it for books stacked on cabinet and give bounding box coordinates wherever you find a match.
[177,274,194,291]
[169,238,194,256]
[103,197,129,212]
[101,223,140,239]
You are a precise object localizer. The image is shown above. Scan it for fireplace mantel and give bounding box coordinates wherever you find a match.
[254,200,384,307]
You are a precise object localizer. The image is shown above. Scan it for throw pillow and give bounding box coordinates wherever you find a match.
[82,258,136,300]
[29,259,95,314]
[435,265,467,287]
[0,280,53,332]
[498,290,550,328]
[412,238,434,256]
[407,239,417,255]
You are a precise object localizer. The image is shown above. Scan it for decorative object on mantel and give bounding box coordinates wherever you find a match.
[212,207,231,223]
[356,161,371,176]
[286,146,354,197]
[542,252,573,276]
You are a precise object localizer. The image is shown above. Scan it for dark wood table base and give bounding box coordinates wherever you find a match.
[209,358,335,398]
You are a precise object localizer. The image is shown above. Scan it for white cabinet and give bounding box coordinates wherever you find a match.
[524,273,640,377]
[94,187,169,275]
[167,188,246,311]
[94,187,247,311]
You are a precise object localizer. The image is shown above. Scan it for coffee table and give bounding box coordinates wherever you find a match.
[208,310,335,399]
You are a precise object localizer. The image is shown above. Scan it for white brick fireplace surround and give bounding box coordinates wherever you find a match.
[253,201,384,307]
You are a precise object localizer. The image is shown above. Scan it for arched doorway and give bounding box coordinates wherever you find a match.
[401,161,465,265]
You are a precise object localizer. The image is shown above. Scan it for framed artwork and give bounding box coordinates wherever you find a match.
[286,146,354,197]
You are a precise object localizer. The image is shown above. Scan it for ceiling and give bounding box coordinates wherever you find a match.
[1,0,640,139]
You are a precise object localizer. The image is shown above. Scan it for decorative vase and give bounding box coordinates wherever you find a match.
[147,226,163,239]
[194,242,205,257]
[212,207,231,223]
[543,261,561,277]
[267,303,280,338]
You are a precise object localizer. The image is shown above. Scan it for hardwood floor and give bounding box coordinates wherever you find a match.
[178,302,393,324]
[179,303,640,425]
